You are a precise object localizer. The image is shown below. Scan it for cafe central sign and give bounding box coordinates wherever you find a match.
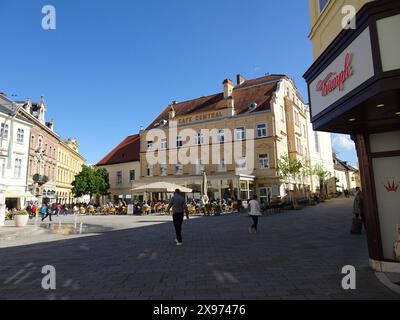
[177,111,223,125]
[316,53,353,97]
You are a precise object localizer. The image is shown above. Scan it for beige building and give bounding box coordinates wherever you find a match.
[308,0,373,59]
[304,0,400,268]
[56,139,86,204]
[97,134,141,203]
[139,74,315,204]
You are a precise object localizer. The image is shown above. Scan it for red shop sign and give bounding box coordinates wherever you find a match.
[316,53,353,97]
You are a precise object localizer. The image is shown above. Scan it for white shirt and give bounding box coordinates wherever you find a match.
[248,200,262,216]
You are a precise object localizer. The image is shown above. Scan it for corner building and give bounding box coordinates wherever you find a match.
[140,75,323,204]
[305,0,400,271]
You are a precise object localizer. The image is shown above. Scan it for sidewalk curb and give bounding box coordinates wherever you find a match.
[375,272,400,295]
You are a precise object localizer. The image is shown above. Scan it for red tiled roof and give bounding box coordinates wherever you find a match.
[97,134,140,166]
[147,74,286,129]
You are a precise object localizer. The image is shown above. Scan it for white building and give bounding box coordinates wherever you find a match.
[333,155,358,193]
[306,109,335,194]
[0,95,33,210]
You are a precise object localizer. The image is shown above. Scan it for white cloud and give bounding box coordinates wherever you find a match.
[332,134,356,151]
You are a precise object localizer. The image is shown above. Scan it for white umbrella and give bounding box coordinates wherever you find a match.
[132,181,192,193]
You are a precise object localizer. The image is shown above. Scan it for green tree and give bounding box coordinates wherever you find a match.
[277,155,303,205]
[313,164,331,198]
[72,165,110,202]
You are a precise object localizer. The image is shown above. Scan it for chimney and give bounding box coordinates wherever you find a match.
[227,96,235,116]
[169,102,176,119]
[46,119,55,131]
[223,79,234,99]
[236,74,246,86]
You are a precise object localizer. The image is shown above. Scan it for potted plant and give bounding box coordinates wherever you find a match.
[14,210,29,227]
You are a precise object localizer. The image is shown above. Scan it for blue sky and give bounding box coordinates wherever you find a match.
[0,0,357,166]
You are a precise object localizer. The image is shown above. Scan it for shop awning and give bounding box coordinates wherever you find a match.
[132,182,192,193]
[5,191,36,199]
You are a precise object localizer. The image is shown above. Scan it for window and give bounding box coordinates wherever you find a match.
[319,0,330,13]
[257,124,267,138]
[17,129,24,143]
[129,170,136,181]
[217,129,225,143]
[235,127,246,141]
[0,123,9,139]
[259,154,269,169]
[314,132,320,153]
[146,165,153,177]
[38,137,43,149]
[294,111,300,127]
[175,163,183,175]
[147,141,153,151]
[218,159,227,172]
[176,136,183,148]
[116,171,122,185]
[296,138,302,155]
[160,138,167,150]
[280,106,285,122]
[160,165,168,176]
[195,133,204,145]
[303,125,307,139]
[14,158,22,178]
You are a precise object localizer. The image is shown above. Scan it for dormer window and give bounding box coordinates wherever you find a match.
[249,103,258,111]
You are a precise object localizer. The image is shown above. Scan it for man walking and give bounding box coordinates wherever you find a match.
[248,195,262,234]
[166,189,189,246]
[41,203,53,222]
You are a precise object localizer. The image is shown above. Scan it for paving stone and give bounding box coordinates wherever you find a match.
[0,198,398,300]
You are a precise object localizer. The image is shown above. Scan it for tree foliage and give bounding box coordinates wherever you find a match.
[71,165,110,199]
[277,155,303,182]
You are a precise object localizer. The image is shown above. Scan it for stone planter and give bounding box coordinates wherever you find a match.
[0,212,5,227]
[14,214,29,227]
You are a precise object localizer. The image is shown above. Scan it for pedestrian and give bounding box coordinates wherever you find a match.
[248,195,262,234]
[166,189,189,246]
[31,203,37,217]
[73,204,79,215]
[41,203,53,222]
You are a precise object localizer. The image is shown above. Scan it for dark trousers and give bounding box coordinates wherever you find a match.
[251,216,258,231]
[173,212,184,243]
[42,212,52,221]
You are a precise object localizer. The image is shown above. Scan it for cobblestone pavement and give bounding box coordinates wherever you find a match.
[0,198,398,300]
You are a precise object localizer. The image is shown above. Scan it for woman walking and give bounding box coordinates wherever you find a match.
[248,195,262,234]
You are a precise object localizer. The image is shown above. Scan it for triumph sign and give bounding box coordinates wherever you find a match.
[316,53,353,97]
[309,27,375,119]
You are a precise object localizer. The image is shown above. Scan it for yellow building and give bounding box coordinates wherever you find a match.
[305,0,400,269]
[308,0,373,59]
[139,74,312,204]
[56,139,86,204]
